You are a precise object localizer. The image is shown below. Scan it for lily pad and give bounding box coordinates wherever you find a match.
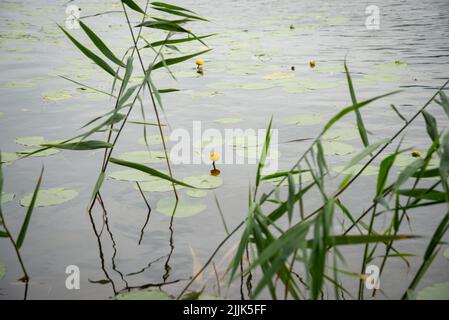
[186,189,208,198]
[334,164,379,176]
[114,290,172,300]
[320,141,355,156]
[241,82,277,90]
[42,90,72,101]
[417,282,449,300]
[214,117,242,124]
[191,91,222,98]
[227,135,262,148]
[156,196,206,218]
[394,154,439,168]
[374,61,408,72]
[193,136,223,150]
[17,148,61,158]
[444,247,449,260]
[137,134,165,146]
[283,114,323,126]
[236,146,280,161]
[0,152,18,165]
[323,128,360,141]
[135,178,183,193]
[1,192,15,204]
[207,82,243,91]
[265,172,313,187]
[184,175,223,189]
[15,136,47,147]
[263,71,295,81]
[364,73,401,83]
[109,169,155,182]
[0,262,6,281]
[117,151,166,164]
[20,188,78,207]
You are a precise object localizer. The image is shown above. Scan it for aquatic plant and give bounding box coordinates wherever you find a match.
[178,69,449,300]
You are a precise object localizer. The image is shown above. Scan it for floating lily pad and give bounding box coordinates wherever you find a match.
[334,164,379,176]
[235,146,280,161]
[42,90,72,101]
[20,188,78,207]
[283,114,323,126]
[191,91,222,98]
[214,117,242,124]
[225,64,266,76]
[417,282,449,300]
[184,175,223,189]
[263,71,295,81]
[323,128,360,141]
[1,192,15,204]
[0,262,6,281]
[193,136,223,150]
[0,152,18,165]
[117,151,166,164]
[109,169,155,182]
[17,148,60,158]
[114,290,172,300]
[137,134,166,146]
[315,64,345,74]
[15,136,47,147]
[394,154,439,168]
[364,73,401,83]
[135,178,183,193]
[320,141,355,156]
[227,134,262,148]
[265,172,313,187]
[207,82,243,91]
[374,61,408,72]
[241,82,277,90]
[156,196,206,218]
[444,247,449,260]
[320,16,349,25]
[1,77,47,89]
[186,189,208,198]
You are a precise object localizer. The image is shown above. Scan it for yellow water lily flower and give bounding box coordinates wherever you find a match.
[210,151,219,162]
[195,59,204,66]
[411,150,422,158]
[309,60,316,68]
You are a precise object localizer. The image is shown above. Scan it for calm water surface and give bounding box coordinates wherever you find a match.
[0,0,448,299]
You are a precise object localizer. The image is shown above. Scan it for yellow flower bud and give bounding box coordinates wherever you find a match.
[411,150,422,158]
[309,60,316,68]
[210,151,219,162]
[195,59,204,66]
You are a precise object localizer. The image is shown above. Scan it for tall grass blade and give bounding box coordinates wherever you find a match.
[16,167,44,249]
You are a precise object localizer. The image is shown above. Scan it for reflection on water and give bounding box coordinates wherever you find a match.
[1,0,449,299]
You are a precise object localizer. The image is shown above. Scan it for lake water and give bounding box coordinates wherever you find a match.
[1,0,449,299]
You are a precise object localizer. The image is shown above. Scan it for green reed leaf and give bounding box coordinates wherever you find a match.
[58,25,119,79]
[110,158,195,189]
[79,21,126,67]
[43,140,113,150]
[122,0,146,14]
[16,167,44,249]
